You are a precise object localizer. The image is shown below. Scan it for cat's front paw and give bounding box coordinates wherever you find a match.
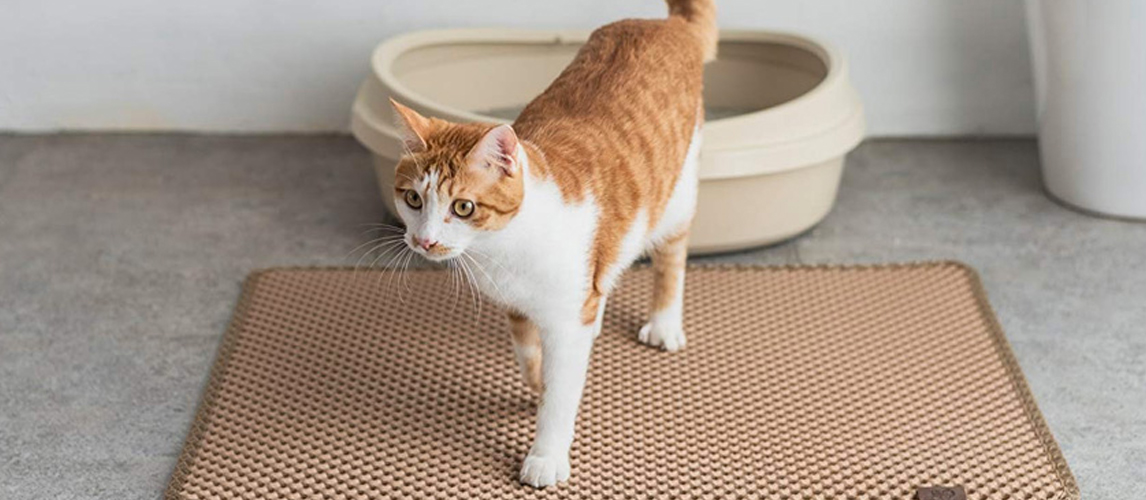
[519,454,570,488]
[638,320,687,351]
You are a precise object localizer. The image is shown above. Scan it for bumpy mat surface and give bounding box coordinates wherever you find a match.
[167,263,1078,500]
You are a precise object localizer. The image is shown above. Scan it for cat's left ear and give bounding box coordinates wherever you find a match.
[390,98,433,153]
[468,124,519,177]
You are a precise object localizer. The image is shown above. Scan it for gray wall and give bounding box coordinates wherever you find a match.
[0,0,1035,136]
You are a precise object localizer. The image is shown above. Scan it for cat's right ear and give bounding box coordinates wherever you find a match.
[468,124,520,178]
[390,98,432,153]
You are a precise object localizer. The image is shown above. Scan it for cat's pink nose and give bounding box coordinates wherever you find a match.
[415,237,438,251]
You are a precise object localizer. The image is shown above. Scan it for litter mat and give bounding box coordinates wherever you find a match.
[166,263,1078,500]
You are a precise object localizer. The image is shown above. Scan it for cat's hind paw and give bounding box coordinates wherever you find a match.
[519,454,570,488]
[638,320,687,352]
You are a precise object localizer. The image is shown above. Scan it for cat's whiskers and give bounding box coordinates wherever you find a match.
[347,235,405,268]
[358,223,406,235]
[457,254,482,319]
[463,249,513,305]
[446,260,464,313]
[398,248,416,303]
[464,247,513,277]
[449,260,462,314]
[461,251,505,305]
[350,243,405,289]
[347,225,403,251]
[360,221,405,229]
[360,234,406,287]
[393,246,416,305]
[352,238,406,277]
[379,243,412,300]
[346,221,406,283]
[359,227,405,237]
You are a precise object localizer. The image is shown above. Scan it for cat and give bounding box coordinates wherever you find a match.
[386,0,716,487]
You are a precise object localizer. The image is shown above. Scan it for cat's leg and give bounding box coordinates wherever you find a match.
[508,311,543,393]
[519,311,596,487]
[639,230,689,351]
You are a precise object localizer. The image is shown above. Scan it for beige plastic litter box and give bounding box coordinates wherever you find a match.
[351,29,865,254]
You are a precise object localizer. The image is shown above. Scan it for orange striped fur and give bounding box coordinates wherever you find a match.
[387,0,717,487]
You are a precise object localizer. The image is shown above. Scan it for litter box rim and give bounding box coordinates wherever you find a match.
[351,28,865,180]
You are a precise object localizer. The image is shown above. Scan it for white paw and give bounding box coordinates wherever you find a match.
[519,454,571,488]
[638,321,687,351]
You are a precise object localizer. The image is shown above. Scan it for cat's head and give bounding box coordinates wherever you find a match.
[388,99,525,262]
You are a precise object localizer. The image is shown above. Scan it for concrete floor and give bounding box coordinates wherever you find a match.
[0,134,1142,499]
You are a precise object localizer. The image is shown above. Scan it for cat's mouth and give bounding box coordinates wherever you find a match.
[409,243,459,262]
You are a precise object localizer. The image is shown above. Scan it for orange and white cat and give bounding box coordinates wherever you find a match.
[388,0,716,487]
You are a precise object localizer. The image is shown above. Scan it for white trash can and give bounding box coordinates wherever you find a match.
[1026,0,1146,219]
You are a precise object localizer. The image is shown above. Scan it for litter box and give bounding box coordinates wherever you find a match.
[351,29,865,254]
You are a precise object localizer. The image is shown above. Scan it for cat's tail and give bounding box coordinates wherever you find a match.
[666,0,718,62]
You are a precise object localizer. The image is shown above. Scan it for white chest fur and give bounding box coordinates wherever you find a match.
[467,166,598,327]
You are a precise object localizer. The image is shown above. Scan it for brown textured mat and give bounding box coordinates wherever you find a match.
[166,263,1078,500]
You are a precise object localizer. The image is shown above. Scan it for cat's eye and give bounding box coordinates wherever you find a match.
[404,190,423,209]
[452,199,475,218]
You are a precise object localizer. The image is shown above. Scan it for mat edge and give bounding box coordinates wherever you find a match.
[962,267,1082,500]
[164,271,268,500]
